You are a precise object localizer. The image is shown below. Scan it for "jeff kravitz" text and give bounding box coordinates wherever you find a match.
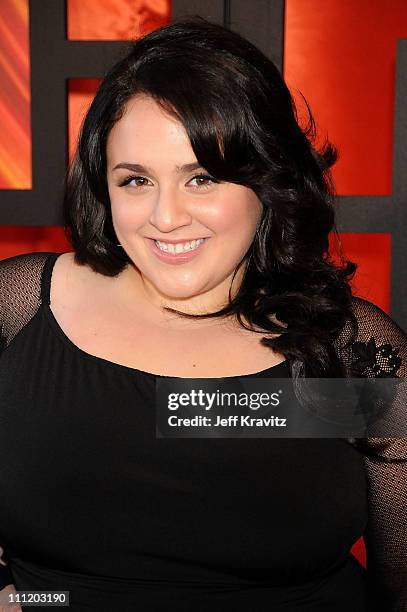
[168,415,287,427]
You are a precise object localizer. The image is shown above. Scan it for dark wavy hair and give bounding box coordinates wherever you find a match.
[63,16,359,379]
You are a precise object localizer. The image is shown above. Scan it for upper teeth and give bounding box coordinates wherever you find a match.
[155,239,205,254]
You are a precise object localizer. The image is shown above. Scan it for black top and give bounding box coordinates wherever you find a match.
[0,252,406,611]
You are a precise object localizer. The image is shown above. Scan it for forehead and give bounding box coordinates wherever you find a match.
[106,95,191,159]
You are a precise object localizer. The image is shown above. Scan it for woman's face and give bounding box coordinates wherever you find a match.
[106,94,262,313]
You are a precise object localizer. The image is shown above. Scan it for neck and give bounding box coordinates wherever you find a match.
[119,264,246,331]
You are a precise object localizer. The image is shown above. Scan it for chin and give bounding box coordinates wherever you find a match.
[158,287,204,300]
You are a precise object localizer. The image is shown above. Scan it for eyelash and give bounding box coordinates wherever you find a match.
[118,173,218,191]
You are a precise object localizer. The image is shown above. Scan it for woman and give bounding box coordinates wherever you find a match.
[0,16,406,612]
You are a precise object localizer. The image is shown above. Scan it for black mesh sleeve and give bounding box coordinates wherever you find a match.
[343,297,407,611]
[0,251,50,349]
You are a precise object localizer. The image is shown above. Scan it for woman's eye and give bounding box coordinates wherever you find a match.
[118,175,151,188]
[118,173,218,190]
[188,174,217,190]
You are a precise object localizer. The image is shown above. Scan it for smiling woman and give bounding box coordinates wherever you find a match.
[105,93,262,311]
[0,15,406,612]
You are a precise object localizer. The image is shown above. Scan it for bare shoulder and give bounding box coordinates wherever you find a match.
[51,251,121,306]
[53,251,100,283]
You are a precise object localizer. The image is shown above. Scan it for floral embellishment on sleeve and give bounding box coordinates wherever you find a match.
[351,336,402,377]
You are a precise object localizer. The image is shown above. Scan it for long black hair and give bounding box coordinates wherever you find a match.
[63,16,358,378]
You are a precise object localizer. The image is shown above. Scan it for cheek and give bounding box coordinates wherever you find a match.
[213,199,261,238]
[110,193,145,231]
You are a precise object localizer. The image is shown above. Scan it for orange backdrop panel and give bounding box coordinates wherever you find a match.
[284,0,407,196]
[68,79,101,162]
[67,0,171,40]
[329,233,391,313]
[0,0,31,189]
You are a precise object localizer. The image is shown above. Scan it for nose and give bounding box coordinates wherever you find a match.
[149,186,193,233]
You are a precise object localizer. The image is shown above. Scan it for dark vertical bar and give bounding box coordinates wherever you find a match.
[29,0,68,225]
[229,0,285,73]
[224,0,231,30]
[390,39,407,329]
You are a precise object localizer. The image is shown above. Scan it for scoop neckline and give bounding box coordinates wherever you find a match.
[41,252,289,379]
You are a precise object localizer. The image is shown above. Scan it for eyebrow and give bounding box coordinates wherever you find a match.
[112,161,204,173]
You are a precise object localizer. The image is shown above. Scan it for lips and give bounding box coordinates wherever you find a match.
[147,237,209,265]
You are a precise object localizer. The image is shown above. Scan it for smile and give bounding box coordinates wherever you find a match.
[155,239,205,254]
[147,237,209,265]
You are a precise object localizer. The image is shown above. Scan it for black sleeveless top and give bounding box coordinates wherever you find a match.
[0,252,406,611]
